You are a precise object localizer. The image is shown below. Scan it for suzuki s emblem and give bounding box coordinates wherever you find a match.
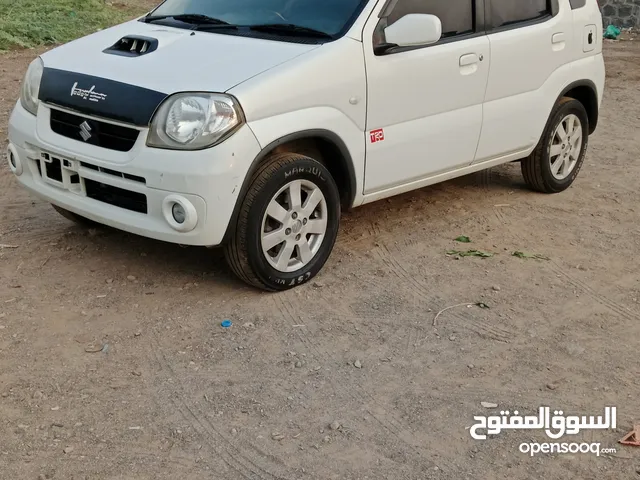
[79,121,92,142]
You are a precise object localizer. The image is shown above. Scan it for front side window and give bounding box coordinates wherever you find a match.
[489,0,550,28]
[146,0,367,38]
[384,0,475,39]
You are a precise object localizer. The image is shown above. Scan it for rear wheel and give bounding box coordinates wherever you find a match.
[224,153,341,291]
[521,97,589,193]
[52,204,97,227]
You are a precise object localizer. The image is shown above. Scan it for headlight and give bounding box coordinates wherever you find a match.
[20,57,44,116]
[147,93,244,150]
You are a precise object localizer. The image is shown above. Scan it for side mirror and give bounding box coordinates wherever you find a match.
[383,14,442,48]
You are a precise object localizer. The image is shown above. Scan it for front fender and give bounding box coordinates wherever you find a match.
[248,106,364,204]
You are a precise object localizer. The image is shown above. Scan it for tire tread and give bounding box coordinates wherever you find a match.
[521,97,583,194]
[224,153,319,291]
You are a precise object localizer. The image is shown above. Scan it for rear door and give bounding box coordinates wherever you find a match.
[474,0,574,163]
[363,0,490,194]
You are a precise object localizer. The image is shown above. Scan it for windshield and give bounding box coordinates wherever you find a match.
[147,0,368,37]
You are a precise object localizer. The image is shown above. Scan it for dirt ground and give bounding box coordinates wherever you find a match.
[2,23,640,480]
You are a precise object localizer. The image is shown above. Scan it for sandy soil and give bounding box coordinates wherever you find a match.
[1,20,640,480]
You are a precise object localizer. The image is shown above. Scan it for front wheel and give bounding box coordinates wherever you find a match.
[224,153,341,291]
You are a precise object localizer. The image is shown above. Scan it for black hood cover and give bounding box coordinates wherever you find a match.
[38,68,168,126]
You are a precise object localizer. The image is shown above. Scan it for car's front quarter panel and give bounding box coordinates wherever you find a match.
[229,38,368,206]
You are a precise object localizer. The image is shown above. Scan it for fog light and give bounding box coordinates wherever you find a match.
[162,195,198,232]
[6,144,23,176]
[172,203,186,224]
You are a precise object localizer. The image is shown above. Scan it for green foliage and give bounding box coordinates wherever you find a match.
[512,251,550,261]
[446,249,494,258]
[0,0,146,50]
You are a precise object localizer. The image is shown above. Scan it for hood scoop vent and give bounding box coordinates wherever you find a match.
[104,36,158,57]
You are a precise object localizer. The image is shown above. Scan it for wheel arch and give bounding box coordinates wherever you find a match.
[558,80,599,135]
[222,129,356,243]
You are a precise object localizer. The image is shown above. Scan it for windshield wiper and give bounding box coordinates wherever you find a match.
[248,24,332,39]
[144,13,231,26]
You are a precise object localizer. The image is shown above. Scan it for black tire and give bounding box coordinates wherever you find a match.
[52,204,97,226]
[224,153,341,291]
[521,97,589,193]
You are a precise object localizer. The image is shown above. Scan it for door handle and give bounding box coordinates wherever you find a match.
[552,32,565,44]
[459,53,479,67]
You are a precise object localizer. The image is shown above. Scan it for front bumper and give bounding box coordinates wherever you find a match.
[7,101,262,246]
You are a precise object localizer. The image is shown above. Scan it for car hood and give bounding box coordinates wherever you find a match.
[42,19,319,93]
[38,20,319,125]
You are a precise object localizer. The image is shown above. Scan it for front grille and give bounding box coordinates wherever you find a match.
[85,178,148,214]
[50,109,140,152]
[81,162,146,184]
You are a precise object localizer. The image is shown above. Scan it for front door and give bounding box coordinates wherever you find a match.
[363,0,490,194]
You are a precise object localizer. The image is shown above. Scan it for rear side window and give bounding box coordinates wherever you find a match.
[386,0,475,39]
[489,0,551,28]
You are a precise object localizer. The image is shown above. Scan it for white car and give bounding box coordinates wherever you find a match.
[7,0,605,291]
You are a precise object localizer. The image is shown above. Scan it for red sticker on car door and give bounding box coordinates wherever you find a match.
[370,128,385,143]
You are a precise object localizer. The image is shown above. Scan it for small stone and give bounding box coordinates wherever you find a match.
[132,371,142,377]
[272,433,285,441]
[323,435,331,444]
[565,343,585,356]
[449,335,457,342]
[492,285,501,292]
[84,344,103,353]
[354,360,362,369]
[106,279,113,284]
[294,361,302,368]
[33,391,44,400]
[231,428,237,435]
[63,446,74,454]
[134,331,142,337]
[313,282,324,288]
[546,383,559,391]
[242,322,255,329]
[481,402,498,409]
[127,275,136,281]
[467,364,475,369]
[51,406,60,411]
[329,421,341,431]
